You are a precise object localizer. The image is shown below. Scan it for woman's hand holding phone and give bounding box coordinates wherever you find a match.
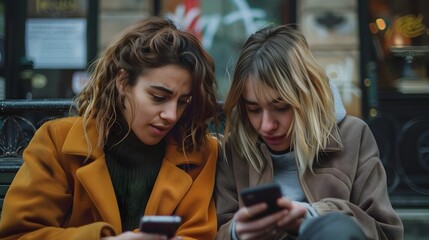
[234,201,287,240]
[234,184,307,239]
[274,198,307,236]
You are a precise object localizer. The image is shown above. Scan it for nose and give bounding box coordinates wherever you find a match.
[160,102,178,123]
[260,110,278,133]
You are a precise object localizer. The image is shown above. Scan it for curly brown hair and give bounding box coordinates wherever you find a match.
[74,17,217,154]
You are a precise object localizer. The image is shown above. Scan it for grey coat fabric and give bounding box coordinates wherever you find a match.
[215,116,403,240]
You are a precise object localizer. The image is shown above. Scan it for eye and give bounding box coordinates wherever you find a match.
[178,96,192,106]
[246,106,261,113]
[274,104,291,112]
[152,94,167,102]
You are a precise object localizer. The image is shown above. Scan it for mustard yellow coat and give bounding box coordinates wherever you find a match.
[0,117,218,240]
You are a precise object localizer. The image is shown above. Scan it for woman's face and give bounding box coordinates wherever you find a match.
[242,79,294,152]
[120,64,192,145]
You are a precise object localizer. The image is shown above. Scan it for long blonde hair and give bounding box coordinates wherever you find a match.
[224,25,336,174]
[74,17,217,154]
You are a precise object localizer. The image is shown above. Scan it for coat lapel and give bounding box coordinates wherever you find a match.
[249,144,273,187]
[249,163,261,187]
[144,160,192,215]
[145,143,198,215]
[62,118,122,233]
[76,157,122,233]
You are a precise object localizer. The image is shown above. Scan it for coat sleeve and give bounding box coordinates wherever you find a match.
[0,121,116,240]
[311,118,404,240]
[214,139,238,240]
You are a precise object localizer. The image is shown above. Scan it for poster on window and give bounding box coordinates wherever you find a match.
[25,18,87,69]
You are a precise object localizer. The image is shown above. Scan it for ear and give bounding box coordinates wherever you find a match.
[116,69,128,95]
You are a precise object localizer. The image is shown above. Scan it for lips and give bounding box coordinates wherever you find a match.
[261,135,285,145]
[150,124,171,136]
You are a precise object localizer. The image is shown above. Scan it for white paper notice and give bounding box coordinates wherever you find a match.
[26,18,87,69]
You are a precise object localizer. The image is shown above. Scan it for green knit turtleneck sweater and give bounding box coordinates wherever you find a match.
[104,123,165,231]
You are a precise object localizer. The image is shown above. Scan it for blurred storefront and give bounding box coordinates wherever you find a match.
[0,0,98,99]
[361,0,429,207]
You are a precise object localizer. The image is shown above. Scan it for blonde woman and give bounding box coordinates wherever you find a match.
[0,17,219,240]
[215,25,403,240]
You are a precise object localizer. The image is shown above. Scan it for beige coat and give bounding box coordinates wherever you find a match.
[215,116,403,240]
[0,117,218,240]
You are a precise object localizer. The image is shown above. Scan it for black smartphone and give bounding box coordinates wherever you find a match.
[139,215,182,238]
[240,183,283,219]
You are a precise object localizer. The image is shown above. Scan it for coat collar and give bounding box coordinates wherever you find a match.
[62,117,103,159]
[323,125,343,152]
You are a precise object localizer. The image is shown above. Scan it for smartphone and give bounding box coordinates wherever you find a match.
[240,183,283,219]
[139,215,182,238]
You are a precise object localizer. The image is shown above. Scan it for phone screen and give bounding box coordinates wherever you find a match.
[139,215,182,238]
[240,183,283,219]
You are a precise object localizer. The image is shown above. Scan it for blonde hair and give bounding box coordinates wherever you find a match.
[224,25,336,174]
[74,17,217,154]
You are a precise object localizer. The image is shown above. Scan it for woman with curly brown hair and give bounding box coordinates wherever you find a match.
[0,17,219,240]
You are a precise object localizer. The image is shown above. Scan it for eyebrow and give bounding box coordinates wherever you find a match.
[243,98,258,105]
[150,85,173,95]
[243,97,283,105]
[150,85,192,97]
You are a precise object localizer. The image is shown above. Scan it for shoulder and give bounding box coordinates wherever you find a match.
[34,116,82,139]
[38,116,82,132]
[337,115,373,139]
[203,133,222,155]
[205,134,221,164]
[208,133,221,146]
[338,115,368,129]
[33,116,90,151]
[336,115,378,154]
[24,117,85,163]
